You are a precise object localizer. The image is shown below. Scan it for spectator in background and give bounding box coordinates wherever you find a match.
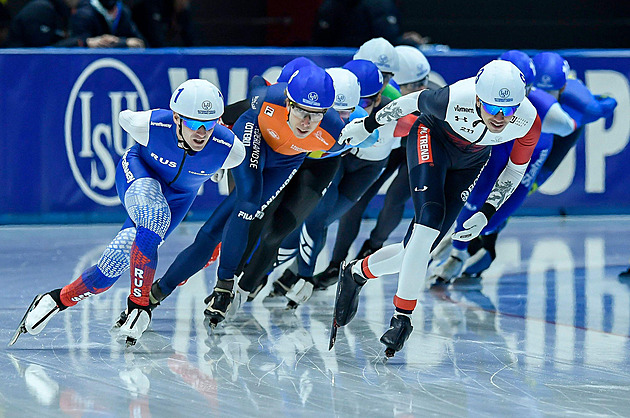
[71,0,145,48]
[124,0,197,47]
[7,0,106,47]
[0,0,9,47]
[311,0,429,47]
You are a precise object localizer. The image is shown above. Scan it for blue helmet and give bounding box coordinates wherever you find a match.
[342,59,383,97]
[286,65,335,109]
[277,57,317,83]
[532,52,570,91]
[499,50,536,87]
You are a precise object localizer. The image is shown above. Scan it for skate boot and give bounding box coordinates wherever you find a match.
[427,249,469,287]
[247,274,268,302]
[329,260,367,349]
[380,313,413,357]
[204,280,234,328]
[228,283,249,318]
[114,280,166,329]
[286,276,315,309]
[118,299,151,347]
[619,267,630,279]
[357,239,381,259]
[10,289,66,346]
[269,269,299,298]
[313,262,340,290]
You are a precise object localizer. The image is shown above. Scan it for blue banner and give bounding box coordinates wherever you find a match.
[0,48,628,223]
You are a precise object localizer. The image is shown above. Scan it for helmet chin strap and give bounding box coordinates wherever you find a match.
[177,119,198,156]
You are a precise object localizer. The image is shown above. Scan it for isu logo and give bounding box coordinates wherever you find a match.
[416,125,433,164]
[65,58,149,206]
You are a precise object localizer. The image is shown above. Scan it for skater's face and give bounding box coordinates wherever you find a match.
[286,100,327,138]
[174,113,215,152]
[476,97,515,134]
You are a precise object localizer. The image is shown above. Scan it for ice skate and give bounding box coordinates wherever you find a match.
[380,313,413,358]
[427,249,469,288]
[118,306,151,347]
[619,266,630,279]
[10,290,65,346]
[267,269,299,298]
[204,286,234,328]
[356,239,381,259]
[113,281,165,329]
[329,260,367,350]
[228,284,249,318]
[313,262,340,290]
[285,276,315,309]
[247,274,268,302]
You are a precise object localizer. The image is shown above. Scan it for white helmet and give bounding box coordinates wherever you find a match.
[474,60,526,106]
[353,37,400,74]
[393,45,430,85]
[169,79,224,120]
[325,67,361,110]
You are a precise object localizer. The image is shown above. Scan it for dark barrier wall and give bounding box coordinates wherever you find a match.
[0,48,628,224]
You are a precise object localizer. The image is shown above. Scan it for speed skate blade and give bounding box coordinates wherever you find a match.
[328,319,339,350]
[9,294,43,346]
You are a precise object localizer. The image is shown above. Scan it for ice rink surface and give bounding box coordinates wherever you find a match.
[2,216,630,417]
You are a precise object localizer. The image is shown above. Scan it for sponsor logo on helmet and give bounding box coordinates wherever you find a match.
[302,91,320,107]
[377,54,390,68]
[336,93,346,106]
[537,74,554,89]
[66,58,149,206]
[197,99,216,116]
[494,88,513,103]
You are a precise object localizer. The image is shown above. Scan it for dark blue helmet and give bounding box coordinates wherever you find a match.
[532,52,570,91]
[342,59,383,97]
[277,57,317,83]
[499,50,536,87]
[286,65,335,109]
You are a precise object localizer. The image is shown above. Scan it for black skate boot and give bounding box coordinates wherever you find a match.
[114,280,166,329]
[380,313,413,358]
[247,274,269,302]
[619,267,630,279]
[204,279,234,328]
[329,260,367,349]
[313,262,340,290]
[357,239,381,259]
[269,269,299,297]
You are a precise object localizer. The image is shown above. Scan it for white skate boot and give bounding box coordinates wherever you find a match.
[10,291,64,346]
[427,248,469,287]
[118,308,151,347]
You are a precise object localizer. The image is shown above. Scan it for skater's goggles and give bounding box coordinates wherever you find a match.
[289,101,327,121]
[181,116,217,131]
[480,100,520,117]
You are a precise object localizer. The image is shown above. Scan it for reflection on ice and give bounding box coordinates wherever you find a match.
[2,217,630,416]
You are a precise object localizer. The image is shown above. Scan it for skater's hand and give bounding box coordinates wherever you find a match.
[452,212,488,242]
[338,117,370,146]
